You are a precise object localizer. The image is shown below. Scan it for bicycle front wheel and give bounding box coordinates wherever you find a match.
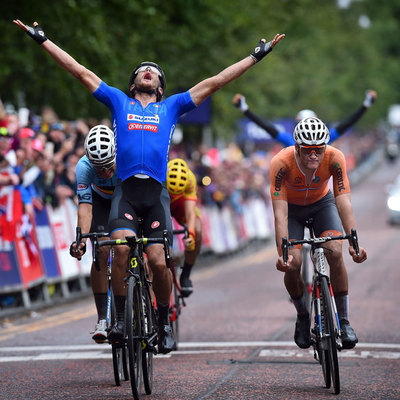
[321,277,340,394]
[313,282,331,389]
[126,276,142,400]
[142,286,157,394]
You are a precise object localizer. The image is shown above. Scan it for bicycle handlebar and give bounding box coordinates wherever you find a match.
[97,230,172,269]
[75,227,109,271]
[173,224,189,239]
[282,228,360,264]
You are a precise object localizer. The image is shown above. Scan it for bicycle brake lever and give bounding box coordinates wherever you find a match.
[76,226,82,261]
[282,237,288,264]
[350,229,360,256]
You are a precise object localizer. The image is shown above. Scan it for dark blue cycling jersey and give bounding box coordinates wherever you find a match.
[76,155,117,204]
[93,81,196,183]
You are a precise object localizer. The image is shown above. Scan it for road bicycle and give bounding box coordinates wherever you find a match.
[281,219,360,395]
[97,221,171,400]
[75,227,129,387]
[170,225,189,348]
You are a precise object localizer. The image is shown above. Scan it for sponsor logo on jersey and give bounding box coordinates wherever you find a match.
[151,221,160,229]
[124,213,133,220]
[77,183,88,190]
[274,167,286,192]
[335,167,346,192]
[128,123,158,133]
[127,114,159,124]
[294,177,302,185]
[313,176,321,184]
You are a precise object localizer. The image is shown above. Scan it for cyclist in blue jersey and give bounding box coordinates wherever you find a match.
[14,19,285,353]
[69,125,118,343]
[232,90,377,147]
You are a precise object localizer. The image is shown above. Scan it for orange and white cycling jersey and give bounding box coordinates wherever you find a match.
[269,145,350,206]
[169,168,200,224]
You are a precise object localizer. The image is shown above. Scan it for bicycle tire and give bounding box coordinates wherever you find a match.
[110,290,129,385]
[126,275,142,400]
[321,277,340,394]
[171,285,180,349]
[302,244,313,314]
[142,286,157,394]
[313,281,331,389]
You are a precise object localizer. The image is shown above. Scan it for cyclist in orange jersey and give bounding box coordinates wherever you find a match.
[270,117,367,350]
[167,158,202,297]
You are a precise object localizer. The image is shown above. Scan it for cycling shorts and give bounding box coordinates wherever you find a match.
[91,191,112,233]
[109,176,173,243]
[288,191,343,239]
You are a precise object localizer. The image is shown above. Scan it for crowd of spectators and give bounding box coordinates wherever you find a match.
[0,97,383,225]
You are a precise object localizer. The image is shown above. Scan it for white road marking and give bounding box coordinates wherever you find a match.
[0,341,399,362]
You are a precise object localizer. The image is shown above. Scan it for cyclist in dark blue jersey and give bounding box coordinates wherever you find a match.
[232,90,377,147]
[69,125,118,343]
[14,19,285,352]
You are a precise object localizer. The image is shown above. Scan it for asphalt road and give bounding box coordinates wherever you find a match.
[1,155,400,400]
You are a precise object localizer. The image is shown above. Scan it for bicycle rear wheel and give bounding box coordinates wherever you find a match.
[321,277,340,394]
[126,276,142,400]
[142,286,157,394]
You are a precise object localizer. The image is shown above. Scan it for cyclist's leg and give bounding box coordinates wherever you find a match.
[142,182,175,353]
[90,193,111,342]
[287,204,313,348]
[107,181,139,341]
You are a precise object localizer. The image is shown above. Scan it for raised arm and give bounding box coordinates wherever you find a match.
[13,20,101,93]
[233,94,280,138]
[333,90,377,137]
[189,34,285,106]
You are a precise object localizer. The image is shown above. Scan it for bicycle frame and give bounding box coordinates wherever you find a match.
[282,222,360,395]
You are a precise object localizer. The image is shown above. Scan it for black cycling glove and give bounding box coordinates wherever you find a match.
[69,241,86,257]
[26,23,47,45]
[250,39,273,63]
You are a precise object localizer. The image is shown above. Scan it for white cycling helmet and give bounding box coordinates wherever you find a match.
[293,117,330,146]
[295,109,318,122]
[84,125,116,168]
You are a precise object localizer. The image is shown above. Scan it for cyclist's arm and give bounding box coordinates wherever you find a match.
[335,193,367,262]
[244,109,280,139]
[271,199,289,252]
[189,34,285,106]
[77,203,93,241]
[335,193,356,235]
[13,20,101,93]
[184,200,197,234]
[332,90,377,137]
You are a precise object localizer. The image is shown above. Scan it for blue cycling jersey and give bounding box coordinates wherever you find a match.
[276,127,339,147]
[93,81,196,183]
[76,155,117,204]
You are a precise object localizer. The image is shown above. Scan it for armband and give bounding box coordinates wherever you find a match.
[250,39,273,63]
[26,24,48,45]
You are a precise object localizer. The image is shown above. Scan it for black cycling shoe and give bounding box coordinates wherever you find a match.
[340,319,358,349]
[294,313,311,349]
[158,324,176,354]
[107,321,124,343]
[180,276,193,298]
